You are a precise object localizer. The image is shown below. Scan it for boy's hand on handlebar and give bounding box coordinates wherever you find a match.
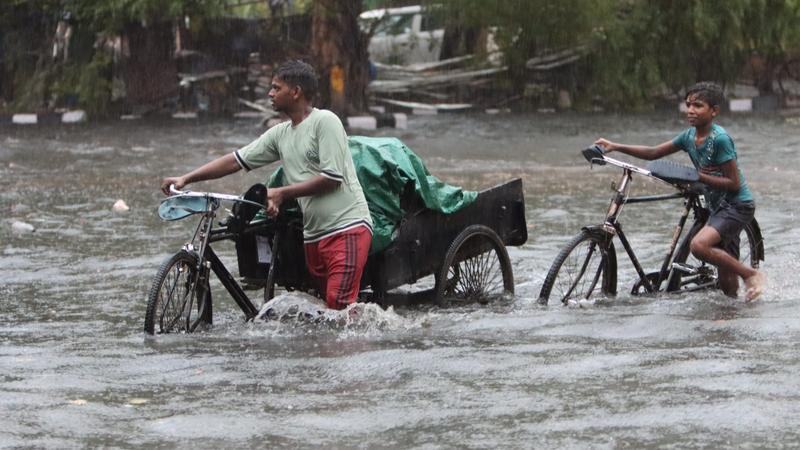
[160,176,186,195]
[594,138,615,152]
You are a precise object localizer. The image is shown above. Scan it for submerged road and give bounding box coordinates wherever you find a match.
[1,112,799,448]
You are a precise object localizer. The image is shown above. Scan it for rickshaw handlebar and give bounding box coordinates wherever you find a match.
[167,184,266,210]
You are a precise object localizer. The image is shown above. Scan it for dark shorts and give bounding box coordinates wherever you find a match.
[707,200,755,258]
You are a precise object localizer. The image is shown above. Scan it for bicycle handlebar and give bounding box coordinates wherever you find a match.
[581,145,702,191]
[166,184,266,210]
[582,146,653,176]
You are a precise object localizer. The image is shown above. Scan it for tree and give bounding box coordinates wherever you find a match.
[741,0,800,95]
[310,0,370,117]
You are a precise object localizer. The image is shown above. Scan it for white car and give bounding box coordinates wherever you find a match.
[360,5,444,65]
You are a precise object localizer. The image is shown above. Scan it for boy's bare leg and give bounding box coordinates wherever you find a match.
[717,267,739,297]
[690,226,765,301]
[744,272,766,301]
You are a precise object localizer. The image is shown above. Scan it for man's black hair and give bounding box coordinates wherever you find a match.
[274,60,318,100]
[685,82,725,108]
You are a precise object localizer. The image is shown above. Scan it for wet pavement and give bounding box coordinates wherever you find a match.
[1,111,799,448]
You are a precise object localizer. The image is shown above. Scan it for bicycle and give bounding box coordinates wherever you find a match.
[538,144,765,305]
[144,184,271,335]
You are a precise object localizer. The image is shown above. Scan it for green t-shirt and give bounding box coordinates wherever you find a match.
[671,124,753,210]
[234,108,372,241]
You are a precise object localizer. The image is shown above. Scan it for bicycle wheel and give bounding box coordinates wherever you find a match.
[434,225,514,304]
[144,250,212,335]
[538,230,617,305]
[666,218,761,293]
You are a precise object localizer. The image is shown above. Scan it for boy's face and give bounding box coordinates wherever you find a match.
[268,76,300,113]
[684,94,718,127]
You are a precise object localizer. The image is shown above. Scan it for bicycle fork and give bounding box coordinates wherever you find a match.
[181,212,215,331]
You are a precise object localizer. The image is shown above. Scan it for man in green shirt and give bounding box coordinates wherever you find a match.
[161,60,373,310]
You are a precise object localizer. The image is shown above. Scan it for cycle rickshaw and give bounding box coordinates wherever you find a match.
[145,137,528,335]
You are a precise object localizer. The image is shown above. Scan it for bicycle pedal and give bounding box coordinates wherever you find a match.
[671,262,698,275]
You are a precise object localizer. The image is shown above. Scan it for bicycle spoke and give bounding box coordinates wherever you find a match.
[158,265,183,332]
[585,262,603,299]
[563,243,596,300]
[448,246,505,301]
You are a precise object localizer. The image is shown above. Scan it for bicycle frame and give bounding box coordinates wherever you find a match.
[166,189,271,322]
[592,158,705,294]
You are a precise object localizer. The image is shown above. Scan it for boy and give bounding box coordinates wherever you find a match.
[595,81,765,301]
[160,60,373,310]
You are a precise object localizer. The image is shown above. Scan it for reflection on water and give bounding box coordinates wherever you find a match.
[1,112,799,448]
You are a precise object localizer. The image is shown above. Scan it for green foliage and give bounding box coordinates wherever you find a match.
[70,0,226,34]
[430,0,800,108]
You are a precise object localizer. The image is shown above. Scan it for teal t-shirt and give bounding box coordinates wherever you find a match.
[671,124,753,210]
[234,108,372,241]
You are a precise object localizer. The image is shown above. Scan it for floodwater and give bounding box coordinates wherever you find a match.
[1,111,799,448]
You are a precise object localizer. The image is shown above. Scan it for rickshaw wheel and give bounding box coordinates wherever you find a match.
[144,250,212,335]
[434,225,514,305]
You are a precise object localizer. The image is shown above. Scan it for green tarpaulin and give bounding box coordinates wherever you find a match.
[266,136,477,254]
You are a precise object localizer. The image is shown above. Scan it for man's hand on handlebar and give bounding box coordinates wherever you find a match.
[160,176,186,196]
[266,187,284,217]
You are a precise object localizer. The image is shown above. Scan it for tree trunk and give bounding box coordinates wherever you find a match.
[310,0,369,117]
[123,21,178,109]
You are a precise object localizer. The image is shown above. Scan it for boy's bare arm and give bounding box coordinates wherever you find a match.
[594,138,679,161]
[698,159,740,192]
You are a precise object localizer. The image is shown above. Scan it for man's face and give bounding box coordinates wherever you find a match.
[685,94,718,127]
[269,77,297,112]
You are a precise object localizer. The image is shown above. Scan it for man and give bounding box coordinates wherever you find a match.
[161,60,373,309]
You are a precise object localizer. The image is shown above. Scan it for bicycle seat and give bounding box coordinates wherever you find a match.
[646,160,699,184]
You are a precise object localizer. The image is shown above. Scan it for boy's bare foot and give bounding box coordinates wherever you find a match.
[744,272,766,302]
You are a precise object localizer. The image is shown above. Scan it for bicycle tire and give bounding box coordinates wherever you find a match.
[538,230,617,305]
[434,225,514,304]
[144,250,212,335]
[666,218,761,293]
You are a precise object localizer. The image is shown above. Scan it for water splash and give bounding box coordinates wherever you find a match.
[252,292,417,336]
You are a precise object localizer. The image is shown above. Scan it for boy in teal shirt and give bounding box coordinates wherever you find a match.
[595,82,765,301]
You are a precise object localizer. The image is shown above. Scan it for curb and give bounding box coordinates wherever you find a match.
[266,113,409,131]
[7,110,88,125]
[347,113,408,130]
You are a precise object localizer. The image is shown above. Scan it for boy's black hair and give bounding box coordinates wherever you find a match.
[685,81,725,108]
[274,60,318,100]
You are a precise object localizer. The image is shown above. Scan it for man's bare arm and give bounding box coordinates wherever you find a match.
[160,153,242,195]
[267,175,339,216]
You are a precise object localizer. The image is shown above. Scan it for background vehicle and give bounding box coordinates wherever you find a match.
[360,5,444,65]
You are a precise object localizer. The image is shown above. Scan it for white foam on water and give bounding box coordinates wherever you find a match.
[251,292,418,337]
